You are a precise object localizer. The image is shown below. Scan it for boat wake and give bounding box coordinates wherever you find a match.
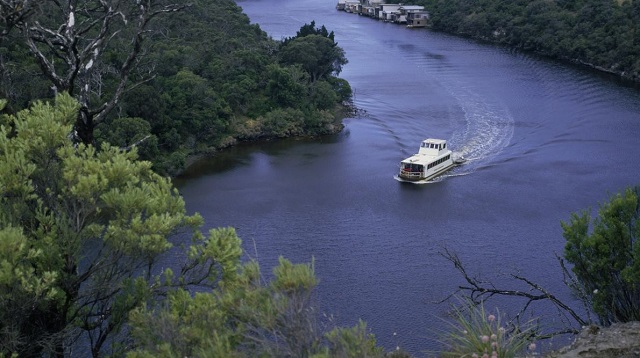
[398,88,514,184]
[443,86,515,179]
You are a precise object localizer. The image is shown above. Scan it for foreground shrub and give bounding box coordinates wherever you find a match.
[440,300,537,358]
[562,186,640,325]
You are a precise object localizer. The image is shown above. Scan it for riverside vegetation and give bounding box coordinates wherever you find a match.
[0,0,350,176]
[415,0,640,81]
[1,0,639,356]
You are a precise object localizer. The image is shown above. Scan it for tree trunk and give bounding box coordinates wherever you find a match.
[77,107,95,145]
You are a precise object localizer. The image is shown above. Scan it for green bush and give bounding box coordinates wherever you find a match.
[562,186,640,325]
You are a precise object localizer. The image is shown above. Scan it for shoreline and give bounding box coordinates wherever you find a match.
[172,102,357,178]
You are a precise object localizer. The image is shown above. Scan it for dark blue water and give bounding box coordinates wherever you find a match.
[174,0,640,355]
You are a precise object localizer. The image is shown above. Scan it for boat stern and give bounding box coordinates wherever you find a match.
[398,162,425,181]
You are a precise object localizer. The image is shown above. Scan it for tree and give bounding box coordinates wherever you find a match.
[0,94,243,357]
[279,21,348,84]
[0,94,369,357]
[562,186,640,325]
[266,63,309,108]
[420,0,640,81]
[95,116,160,161]
[283,20,335,45]
[161,69,231,143]
[2,3,353,177]
[0,0,188,144]
[128,257,384,357]
[279,35,348,82]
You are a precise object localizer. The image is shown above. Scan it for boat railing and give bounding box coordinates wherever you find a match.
[399,169,422,179]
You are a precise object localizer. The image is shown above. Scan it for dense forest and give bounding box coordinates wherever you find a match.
[0,0,351,175]
[416,0,640,81]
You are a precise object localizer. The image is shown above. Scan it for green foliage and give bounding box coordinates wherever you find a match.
[266,63,310,108]
[0,94,244,356]
[261,108,306,138]
[420,0,640,80]
[283,20,336,45]
[1,0,352,176]
[328,77,353,103]
[310,80,339,110]
[439,300,537,358]
[279,35,348,82]
[161,69,231,143]
[128,256,384,357]
[304,109,343,134]
[95,117,160,161]
[562,186,640,324]
[322,320,384,358]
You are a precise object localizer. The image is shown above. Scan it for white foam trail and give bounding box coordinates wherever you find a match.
[447,86,515,176]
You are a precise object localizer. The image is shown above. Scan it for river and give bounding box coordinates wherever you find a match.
[173,0,640,355]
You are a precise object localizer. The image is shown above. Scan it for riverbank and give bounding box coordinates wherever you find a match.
[335,0,639,84]
[173,101,356,177]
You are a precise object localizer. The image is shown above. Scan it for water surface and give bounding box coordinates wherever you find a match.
[175,0,640,354]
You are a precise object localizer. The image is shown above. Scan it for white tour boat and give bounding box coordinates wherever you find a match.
[395,138,465,183]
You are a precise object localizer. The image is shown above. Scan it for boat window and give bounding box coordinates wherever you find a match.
[443,143,446,149]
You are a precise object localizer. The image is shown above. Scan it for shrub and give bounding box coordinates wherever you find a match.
[562,186,640,325]
[440,300,537,358]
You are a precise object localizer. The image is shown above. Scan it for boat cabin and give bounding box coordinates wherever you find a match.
[418,138,448,156]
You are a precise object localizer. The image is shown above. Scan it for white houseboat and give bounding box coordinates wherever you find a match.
[395,138,464,183]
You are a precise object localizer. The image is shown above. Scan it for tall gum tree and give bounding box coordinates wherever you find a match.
[0,0,187,144]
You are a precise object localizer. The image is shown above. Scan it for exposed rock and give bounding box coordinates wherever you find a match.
[545,322,640,358]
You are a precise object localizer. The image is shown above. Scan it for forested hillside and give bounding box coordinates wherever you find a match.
[0,0,351,175]
[417,0,640,81]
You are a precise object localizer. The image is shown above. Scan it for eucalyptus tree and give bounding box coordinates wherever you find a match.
[0,94,242,357]
[0,0,187,144]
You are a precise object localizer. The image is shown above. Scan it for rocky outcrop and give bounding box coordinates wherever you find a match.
[545,322,640,358]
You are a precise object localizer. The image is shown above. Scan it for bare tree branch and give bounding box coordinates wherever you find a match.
[440,247,592,338]
[5,0,190,144]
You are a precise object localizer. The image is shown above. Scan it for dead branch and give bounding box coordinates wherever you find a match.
[440,247,591,337]
[121,134,151,151]
[6,0,190,144]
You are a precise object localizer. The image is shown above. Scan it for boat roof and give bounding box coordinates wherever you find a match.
[422,138,447,144]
